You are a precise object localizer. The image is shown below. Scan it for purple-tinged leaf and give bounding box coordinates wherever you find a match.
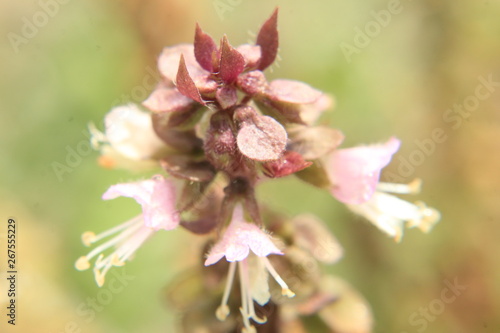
[236,70,268,96]
[267,79,322,104]
[167,106,203,130]
[219,36,245,84]
[295,160,331,189]
[255,98,305,125]
[236,114,287,161]
[178,175,223,235]
[161,155,215,182]
[194,23,218,72]
[158,44,206,82]
[176,55,205,105]
[287,125,344,160]
[263,151,312,178]
[256,8,279,70]
[152,113,202,152]
[216,85,238,109]
[180,218,218,235]
[204,111,241,173]
[143,84,194,113]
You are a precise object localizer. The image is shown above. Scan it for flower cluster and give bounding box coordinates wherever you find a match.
[76,9,440,332]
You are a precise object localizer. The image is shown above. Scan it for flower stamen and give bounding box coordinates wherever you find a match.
[377,178,422,194]
[261,257,295,298]
[75,215,153,287]
[216,261,237,321]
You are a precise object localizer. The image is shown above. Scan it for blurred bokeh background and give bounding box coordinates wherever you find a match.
[1,0,499,332]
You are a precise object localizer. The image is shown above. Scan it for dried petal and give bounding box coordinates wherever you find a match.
[193,74,218,95]
[158,44,205,82]
[176,55,205,105]
[317,276,373,333]
[300,94,334,125]
[263,151,312,178]
[219,36,245,84]
[291,214,343,264]
[288,125,344,160]
[237,115,287,161]
[103,104,166,160]
[194,23,218,72]
[236,44,262,69]
[216,85,238,109]
[143,84,194,113]
[256,8,279,70]
[237,70,268,96]
[267,79,322,104]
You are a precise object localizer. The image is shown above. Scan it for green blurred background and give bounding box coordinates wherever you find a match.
[1,0,499,332]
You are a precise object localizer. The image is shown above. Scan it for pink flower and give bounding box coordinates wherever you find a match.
[102,175,179,231]
[205,206,294,332]
[347,179,441,242]
[326,137,401,205]
[75,175,179,286]
[204,206,282,265]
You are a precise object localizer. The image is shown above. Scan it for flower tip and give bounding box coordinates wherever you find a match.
[252,314,268,324]
[408,178,423,194]
[393,231,403,243]
[216,304,230,321]
[282,288,295,298]
[75,256,90,271]
[111,254,125,267]
[417,205,441,233]
[81,231,96,246]
[98,155,116,169]
[242,326,257,333]
[94,269,106,287]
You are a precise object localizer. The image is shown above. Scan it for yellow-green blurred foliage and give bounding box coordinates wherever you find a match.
[0,0,499,332]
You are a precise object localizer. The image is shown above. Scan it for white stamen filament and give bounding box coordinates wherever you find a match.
[216,261,237,321]
[213,256,294,330]
[261,257,295,298]
[88,122,108,149]
[238,260,256,333]
[75,215,154,287]
[377,178,422,194]
[93,226,153,286]
[239,259,267,324]
[82,216,141,246]
[82,218,143,263]
[407,201,441,232]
